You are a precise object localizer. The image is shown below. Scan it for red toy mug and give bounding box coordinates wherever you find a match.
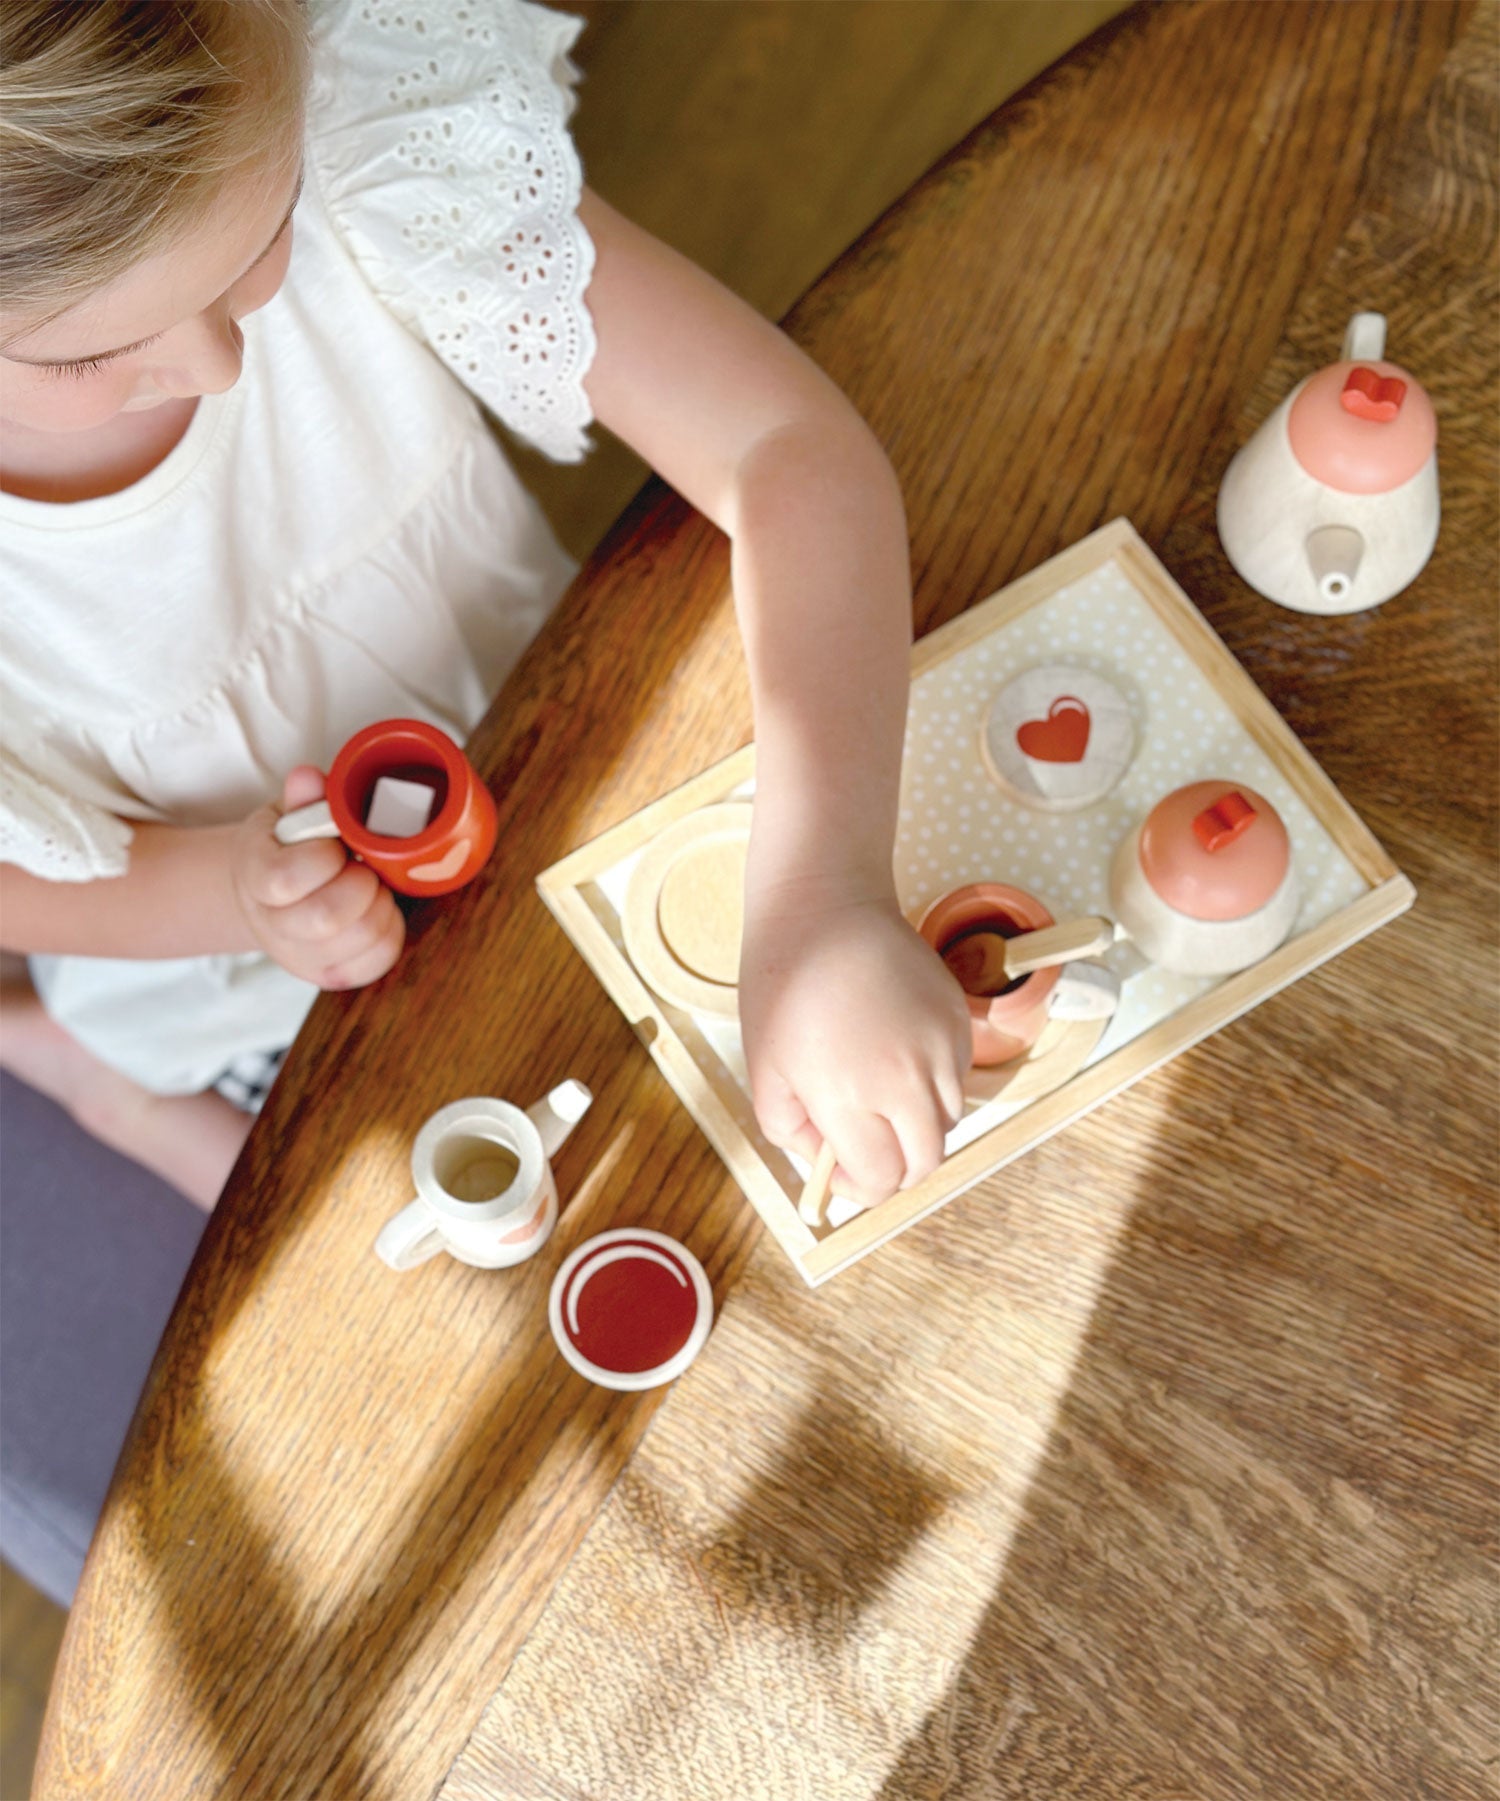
[273,718,498,897]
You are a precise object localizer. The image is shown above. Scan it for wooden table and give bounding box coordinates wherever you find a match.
[37,4,1496,1797]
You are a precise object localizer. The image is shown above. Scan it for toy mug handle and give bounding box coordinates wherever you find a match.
[274,801,340,846]
[374,1200,447,1271]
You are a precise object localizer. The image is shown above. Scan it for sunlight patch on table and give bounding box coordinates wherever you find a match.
[439,1078,1173,1800]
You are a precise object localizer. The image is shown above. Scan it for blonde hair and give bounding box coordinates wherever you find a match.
[0,0,309,328]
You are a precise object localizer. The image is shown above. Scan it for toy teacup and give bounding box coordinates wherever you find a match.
[917,883,1115,1066]
[275,717,498,897]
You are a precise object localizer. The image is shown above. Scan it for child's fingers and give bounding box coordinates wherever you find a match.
[317,907,406,991]
[936,1064,968,1130]
[297,874,401,973]
[821,1110,906,1207]
[250,835,347,909]
[889,1089,951,1191]
[778,1117,825,1168]
[751,1067,815,1154]
[273,861,385,943]
[280,764,328,811]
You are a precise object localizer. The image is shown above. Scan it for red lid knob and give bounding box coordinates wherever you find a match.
[1340,365,1407,422]
[1193,789,1258,852]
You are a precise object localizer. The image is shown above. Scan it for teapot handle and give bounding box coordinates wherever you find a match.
[1341,312,1387,363]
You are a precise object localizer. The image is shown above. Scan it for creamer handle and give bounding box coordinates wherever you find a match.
[375,1200,446,1271]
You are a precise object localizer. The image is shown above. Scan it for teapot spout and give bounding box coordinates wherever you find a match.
[1306,524,1364,608]
[527,1079,593,1158]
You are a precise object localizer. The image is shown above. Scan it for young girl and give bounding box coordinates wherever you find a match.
[0,0,970,1214]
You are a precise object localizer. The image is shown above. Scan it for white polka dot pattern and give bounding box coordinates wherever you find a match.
[898,557,1367,1063]
[586,552,1372,1164]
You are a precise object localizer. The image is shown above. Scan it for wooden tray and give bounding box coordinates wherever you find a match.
[537,521,1414,1285]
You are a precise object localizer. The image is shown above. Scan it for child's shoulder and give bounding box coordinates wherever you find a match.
[306,0,596,465]
[309,0,583,124]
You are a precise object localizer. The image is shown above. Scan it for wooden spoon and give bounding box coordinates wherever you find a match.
[797,1139,840,1228]
[941,915,1114,997]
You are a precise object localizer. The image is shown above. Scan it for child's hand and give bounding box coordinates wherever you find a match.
[230,767,405,990]
[738,889,972,1209]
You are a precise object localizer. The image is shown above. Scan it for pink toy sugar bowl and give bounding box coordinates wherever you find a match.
[915,883,1063,1067]
[1110,781,1300,977]
[1217,311,1439,614]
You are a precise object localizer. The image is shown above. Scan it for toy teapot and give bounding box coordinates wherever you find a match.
[1110,781,1300,977]
[1217,312,1438,613]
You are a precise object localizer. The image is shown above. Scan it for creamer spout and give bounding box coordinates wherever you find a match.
[526,1080,593,1158]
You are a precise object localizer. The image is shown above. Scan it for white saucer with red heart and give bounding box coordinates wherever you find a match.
[980,664,1136,811]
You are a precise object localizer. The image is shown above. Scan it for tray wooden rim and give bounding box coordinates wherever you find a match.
[537,519,1414,1285]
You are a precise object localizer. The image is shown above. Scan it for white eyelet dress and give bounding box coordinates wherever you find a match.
[0,0,597,1096]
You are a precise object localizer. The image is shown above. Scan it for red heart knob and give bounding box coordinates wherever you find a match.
[1016,696,1090,763]
[1341,365,1406,423]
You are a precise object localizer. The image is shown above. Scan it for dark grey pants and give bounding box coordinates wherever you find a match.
[0,1072,206,1606]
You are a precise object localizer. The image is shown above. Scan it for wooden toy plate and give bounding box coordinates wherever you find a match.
[538,521,1414,1286]
[620,803,749,1019]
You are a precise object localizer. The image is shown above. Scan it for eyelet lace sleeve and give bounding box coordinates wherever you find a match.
[308,0,597,463]
[0,749,132,882]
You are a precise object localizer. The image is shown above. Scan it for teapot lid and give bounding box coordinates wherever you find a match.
[1287,357,1436,494]
[1139,781,1291,921]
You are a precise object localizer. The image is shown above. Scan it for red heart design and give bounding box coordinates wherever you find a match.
[1340,365,1406,422]
[1016,697,1090,764]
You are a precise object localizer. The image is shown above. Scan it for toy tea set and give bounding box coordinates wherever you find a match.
[539,493,1418,1284]
[334,310,1427,1306]
[277,715,716,1390]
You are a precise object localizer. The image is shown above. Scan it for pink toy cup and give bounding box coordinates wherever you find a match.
[274,718,498,897]
[917,883,1062,1067]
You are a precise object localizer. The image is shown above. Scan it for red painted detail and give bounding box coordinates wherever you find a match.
[1340,366,1407,422]
[560,1236,699,1375]
[1193,790,1258,853]
[1016,696,1090,763]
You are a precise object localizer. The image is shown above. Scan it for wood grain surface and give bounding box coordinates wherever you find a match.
[446,9,1499,1799]
[36,3,1495,1799]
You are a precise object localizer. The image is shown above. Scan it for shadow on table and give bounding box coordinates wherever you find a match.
[866,966,1494,1801]
[703,1387,955,1619]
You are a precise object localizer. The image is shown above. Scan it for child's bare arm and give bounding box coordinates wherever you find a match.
[0,769,403,990]
[578,191,970,1206]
